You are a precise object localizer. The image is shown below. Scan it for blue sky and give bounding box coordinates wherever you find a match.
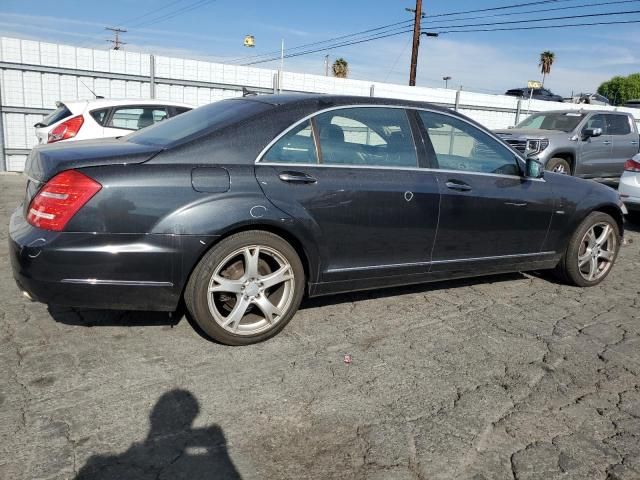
[1,0,639,96]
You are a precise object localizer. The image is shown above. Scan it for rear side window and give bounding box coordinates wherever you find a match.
[90,108,109,126]
[607,115,631,135]
[314,107,417,167]
[419,110,520,176]
[263,120,318,164]
[127,99,272,147]
[173,107,191,115]
[38,104,71,127]
[108,107,168,130]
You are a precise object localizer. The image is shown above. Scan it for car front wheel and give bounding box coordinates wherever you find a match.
[555,212,620,287]
[185,231,305,345]
[546,157,571,175]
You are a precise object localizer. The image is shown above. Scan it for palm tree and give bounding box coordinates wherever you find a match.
[539,51,555,86]
[332,58,349,79]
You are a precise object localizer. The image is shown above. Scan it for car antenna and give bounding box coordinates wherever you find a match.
[79,80,104,99]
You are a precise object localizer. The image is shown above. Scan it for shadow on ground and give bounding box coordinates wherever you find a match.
[74,389,241,480]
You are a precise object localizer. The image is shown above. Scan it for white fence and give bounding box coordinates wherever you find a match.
[1,35,639,172]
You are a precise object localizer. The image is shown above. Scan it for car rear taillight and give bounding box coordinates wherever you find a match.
[624,158,640,172]
[47,115,84,143]
[27,170,101,231]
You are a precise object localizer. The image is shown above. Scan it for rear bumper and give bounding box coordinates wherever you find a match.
[619,172,640,212]
[9,206,218,311]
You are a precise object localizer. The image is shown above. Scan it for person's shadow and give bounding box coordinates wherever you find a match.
[75,389,241,479]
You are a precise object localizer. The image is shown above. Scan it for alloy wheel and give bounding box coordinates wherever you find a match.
[577,222,617,282]
[553,164,567,174]
[206,245,295,335]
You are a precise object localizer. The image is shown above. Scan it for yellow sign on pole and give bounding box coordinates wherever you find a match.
[527,80,543,89]
[243,35,255,48]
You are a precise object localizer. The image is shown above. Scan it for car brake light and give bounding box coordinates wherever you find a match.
[27,170,101,231]
[47,115,84,143]
[623,158,640,172]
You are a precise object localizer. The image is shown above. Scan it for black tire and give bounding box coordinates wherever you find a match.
[554,212,620,287]
[546,157,571,175]
[184,231,305,345]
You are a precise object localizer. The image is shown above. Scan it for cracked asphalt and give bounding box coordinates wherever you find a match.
[1,172,640,480]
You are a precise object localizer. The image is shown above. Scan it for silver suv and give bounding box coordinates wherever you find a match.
[495,110,639,177]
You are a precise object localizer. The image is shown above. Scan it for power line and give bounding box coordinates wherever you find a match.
[230,0,624,66]
[425,7,640,30]
[439,17,640,33]
[127,0,219,29]
[422,0,640,25]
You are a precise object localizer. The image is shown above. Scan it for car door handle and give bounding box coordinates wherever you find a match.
[278,171,317,184]
[505,202,528,207]
[602,141,612,145]
[631,141,639,145]
[445,181,472,192]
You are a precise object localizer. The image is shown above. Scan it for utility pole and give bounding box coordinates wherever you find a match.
[408,0,423,86]
[324,55,329,76]
[105,27,127,50]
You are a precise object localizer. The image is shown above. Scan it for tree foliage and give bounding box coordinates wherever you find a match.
[332,58,349,79]
[539,51,555,86]
[597,74,640,106]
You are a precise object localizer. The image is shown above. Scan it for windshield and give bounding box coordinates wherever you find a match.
[515,112,585,132]
[127,98,271,147]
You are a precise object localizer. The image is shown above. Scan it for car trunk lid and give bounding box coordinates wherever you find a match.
[24,137,163,204]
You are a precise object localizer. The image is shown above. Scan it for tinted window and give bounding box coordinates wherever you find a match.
[419,111,520,176]
[263,120,318,164]
[607,115,631,135]
[90,108,109,126]
[173,107,191,115]
[108,107,168,130]
[38,104,71,127]
[128,99,271,147]
[516,112,584,132]
[314,108,417,167]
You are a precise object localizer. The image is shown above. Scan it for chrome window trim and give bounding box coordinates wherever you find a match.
[255,103,530,177]
[325,251,556,274]
[256,162,545,182]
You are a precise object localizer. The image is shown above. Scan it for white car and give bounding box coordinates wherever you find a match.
[619,154,640,221]
[34,98,193,144]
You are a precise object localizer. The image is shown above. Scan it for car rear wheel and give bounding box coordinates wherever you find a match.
[185,231,305,345]
[546,157,571,175]
[555,212,620,287]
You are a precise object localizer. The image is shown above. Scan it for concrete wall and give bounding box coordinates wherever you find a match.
[2,35,639,172]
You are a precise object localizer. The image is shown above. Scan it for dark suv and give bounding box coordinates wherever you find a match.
[505,88,564,103]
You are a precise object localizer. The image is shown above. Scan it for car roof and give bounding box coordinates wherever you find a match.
[237,92,454,113]
[59,98,195,109]
[528,109,628,115]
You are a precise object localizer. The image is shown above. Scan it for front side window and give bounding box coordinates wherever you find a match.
[606,115,631,135]
[419,111,520,176]
[108,107,168,130]
[584,114,608,134]
[314,107,417,167]
[263,120,318,164]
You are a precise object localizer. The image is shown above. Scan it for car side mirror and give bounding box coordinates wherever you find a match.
[583,127,602,138]
[525,156,545,179]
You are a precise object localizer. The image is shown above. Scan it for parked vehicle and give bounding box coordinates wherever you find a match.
[569,93,610,106]
[495,110,640,177]
[11,94,625,345]
[505,87,564,103]
[619,154,640,222]
[34,99,193,144]
[623,99,640,109]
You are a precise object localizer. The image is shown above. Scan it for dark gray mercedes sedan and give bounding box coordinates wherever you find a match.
[10,94,625,345]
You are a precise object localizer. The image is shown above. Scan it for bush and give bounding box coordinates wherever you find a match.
[597,74,640,106]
